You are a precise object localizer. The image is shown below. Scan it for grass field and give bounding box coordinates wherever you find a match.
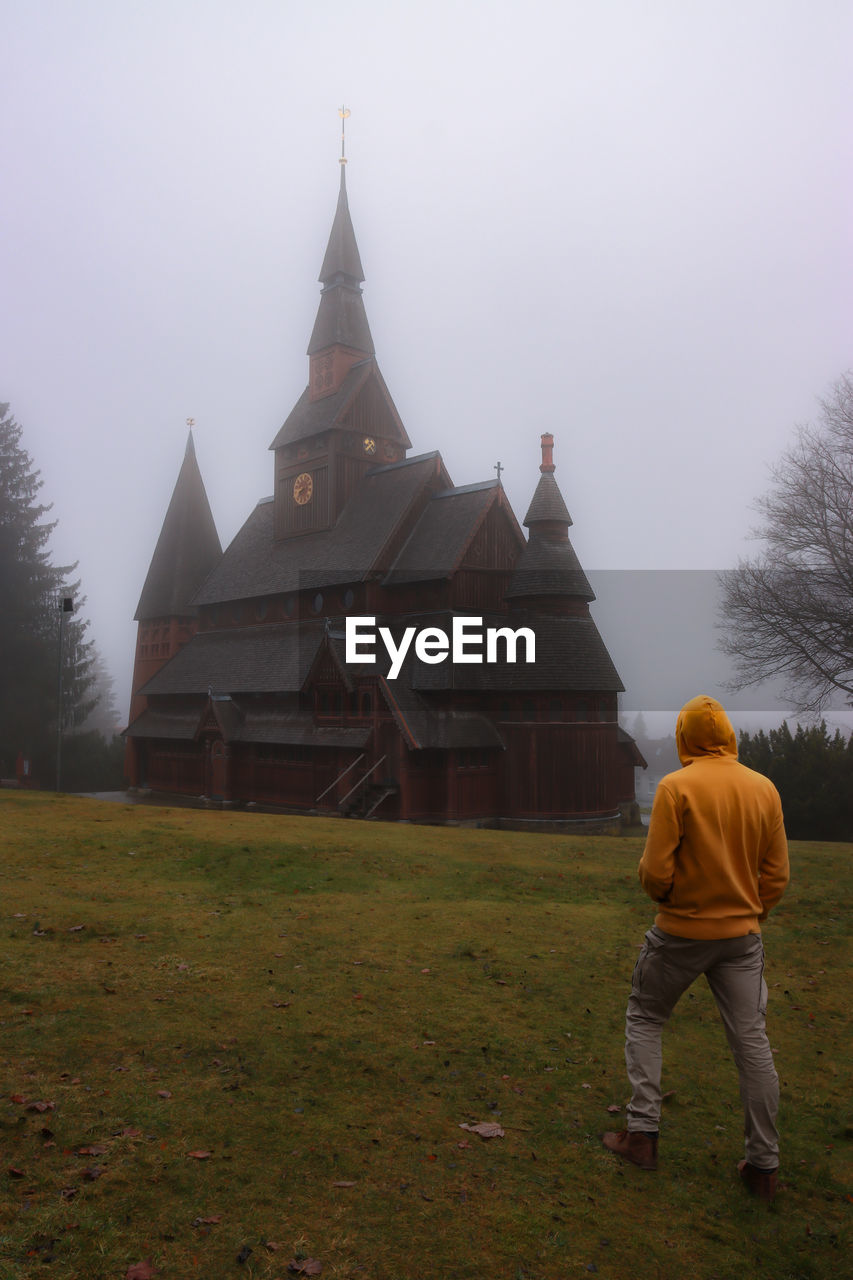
[1,792,849,1280]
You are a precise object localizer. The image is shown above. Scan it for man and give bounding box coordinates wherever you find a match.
[602,695,789,1201]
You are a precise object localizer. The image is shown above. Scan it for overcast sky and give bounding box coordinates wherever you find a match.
[2,0,851,722]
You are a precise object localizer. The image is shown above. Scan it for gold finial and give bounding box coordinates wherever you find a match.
[338,105,350,164]
[186,417,196,430]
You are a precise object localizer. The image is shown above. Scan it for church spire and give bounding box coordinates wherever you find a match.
[307,162,374,372]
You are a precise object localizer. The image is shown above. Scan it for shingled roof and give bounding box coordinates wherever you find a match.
[134,434,222,620]
[384,480,508,584]
[507,452,594,601]
[400,612,623,692]
[139,622,327,696]
[269,358,409,451]
[505,537,595,601]
[193,452,449,605]
[523,471,572,526]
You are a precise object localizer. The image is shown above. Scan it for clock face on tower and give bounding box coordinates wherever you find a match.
[293,472,313,505]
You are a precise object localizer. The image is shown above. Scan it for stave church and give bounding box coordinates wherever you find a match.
[124,155,643,828]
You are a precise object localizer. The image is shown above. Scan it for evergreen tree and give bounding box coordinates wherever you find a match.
[0,403,96,781]
[739,720,853,840]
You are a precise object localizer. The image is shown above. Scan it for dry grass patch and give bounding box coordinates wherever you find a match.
[0,792,849,1279]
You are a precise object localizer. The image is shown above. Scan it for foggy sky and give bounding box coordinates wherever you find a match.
[2,0,851,723]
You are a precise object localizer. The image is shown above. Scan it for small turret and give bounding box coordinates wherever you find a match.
[505,434,594,608]
[127,432,221,730]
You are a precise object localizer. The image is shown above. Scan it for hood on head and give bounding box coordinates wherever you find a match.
[676,695,737,765]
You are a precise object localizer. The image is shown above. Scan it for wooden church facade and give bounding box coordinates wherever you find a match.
[125,164,643,827]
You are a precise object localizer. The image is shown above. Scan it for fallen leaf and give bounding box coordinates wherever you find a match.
[8,1167,26,1178]
[288,1261,322,1276]
[68,925,85,932]
[157,1090,172,1099]
[332,1179,356,1187]
[192,1214,222,1226]
[187,1150,212,1160]
[82,1166,104,1182]
[77,1145,108,1156]
[26,1100,55,1113]
[126,1262,157,1280]
[606,1105,622,1114]
[459,1121,505,1139]
[9,1094,26,1104]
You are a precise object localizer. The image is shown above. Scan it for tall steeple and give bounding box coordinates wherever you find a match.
[308,164,375,400]
[269,133,411,539]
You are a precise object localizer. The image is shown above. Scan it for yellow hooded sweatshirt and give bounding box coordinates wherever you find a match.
[638,695,789,939]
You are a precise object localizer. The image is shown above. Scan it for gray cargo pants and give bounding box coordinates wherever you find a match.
[625,925,780,1169]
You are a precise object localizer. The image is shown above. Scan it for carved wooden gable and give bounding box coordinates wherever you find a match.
[461,503,524,572]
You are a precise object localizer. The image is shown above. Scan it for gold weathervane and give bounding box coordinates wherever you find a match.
[339,105,350,164]
[186,417,196,430]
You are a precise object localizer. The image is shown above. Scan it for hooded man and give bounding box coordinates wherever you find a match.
[602,695,789,1201]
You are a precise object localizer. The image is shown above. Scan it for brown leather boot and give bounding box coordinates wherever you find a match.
[602,1129,658,1170]
[737,1159,778,1202]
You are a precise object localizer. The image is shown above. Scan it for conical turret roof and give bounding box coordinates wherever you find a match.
[506,434,594,602]
[523,471,572,526]
[505,537,595,601]
[134,433,222,620]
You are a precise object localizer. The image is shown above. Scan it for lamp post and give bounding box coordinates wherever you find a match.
[56,594,74,791]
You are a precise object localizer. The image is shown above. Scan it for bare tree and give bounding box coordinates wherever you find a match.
[718,373,853,714]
